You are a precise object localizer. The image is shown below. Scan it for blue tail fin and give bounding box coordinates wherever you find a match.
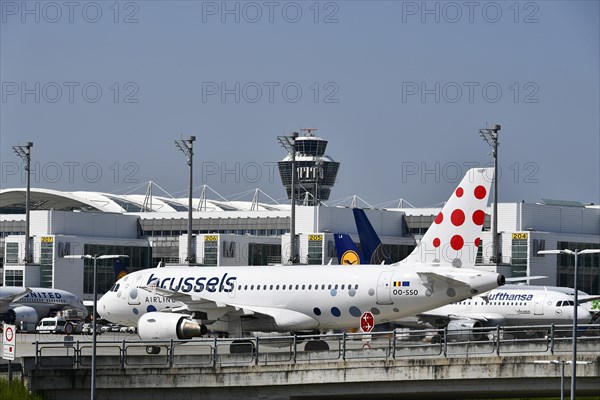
[334,234,364,265]
[113,258,129,281]
[353,208,392,264]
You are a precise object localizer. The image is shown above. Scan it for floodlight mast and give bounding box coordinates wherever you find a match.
[175,136,196,265]
[538,248,600,400]
[277,132,299,264]
[12,142,33,263]
[479,124,501,266]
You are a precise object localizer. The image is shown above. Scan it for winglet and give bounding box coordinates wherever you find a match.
[399,168,493,268]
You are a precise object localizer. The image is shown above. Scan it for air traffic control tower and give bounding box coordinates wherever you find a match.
[278,128,340,206]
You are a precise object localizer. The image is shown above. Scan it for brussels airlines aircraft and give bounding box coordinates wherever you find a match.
[0,287,87,328]
[98,168,505,342]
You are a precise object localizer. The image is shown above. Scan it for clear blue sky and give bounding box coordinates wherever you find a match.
[1,1,598,207]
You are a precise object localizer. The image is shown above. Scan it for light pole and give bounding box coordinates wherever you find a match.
[175,136,196,265]
[479,124,501,266]
[277,132,299,264]
[537,248,600,400]
[13,142,33,263]
[64,254,128,400]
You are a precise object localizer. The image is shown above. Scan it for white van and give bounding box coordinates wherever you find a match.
[36,317,70,334]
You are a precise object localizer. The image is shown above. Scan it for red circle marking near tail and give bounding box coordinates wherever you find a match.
[475,238,481,247]
[434,212,444,224]
[450,235,464,250]
[451,209,465,226]
[474,185,487,199]
[472,210,485,226]
[456,187,464,197]
[433,238,441,248]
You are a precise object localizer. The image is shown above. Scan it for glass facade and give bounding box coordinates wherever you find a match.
[556,241,600,295]
[40,239,54,288]
[4,270,23,286]
[5,242,19,264]
[248,243,281,265]
[83,244,152,295]
[203,240,218,266]
[511,237,528,278]
[307,236,323,265]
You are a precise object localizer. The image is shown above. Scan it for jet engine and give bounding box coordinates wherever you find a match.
[2,306,39,329]
[138,312,207,341]
[446,319,486,341]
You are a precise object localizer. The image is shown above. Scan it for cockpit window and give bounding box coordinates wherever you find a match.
[557,300,575,307]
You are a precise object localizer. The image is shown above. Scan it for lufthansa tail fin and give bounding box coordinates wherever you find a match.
[334,234,364,265]
[398,168,493,268]
[353,208,392,265]
[113,258,129,282]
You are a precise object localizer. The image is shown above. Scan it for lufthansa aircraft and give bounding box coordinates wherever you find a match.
[397,286,595,336]
[0,287,87,329]
[98,168,505,343]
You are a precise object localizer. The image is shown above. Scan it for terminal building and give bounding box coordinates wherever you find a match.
[1,132,599,300]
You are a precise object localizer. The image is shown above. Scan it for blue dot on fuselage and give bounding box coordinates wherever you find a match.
[132,308,139,315]
[313,307,321,316]
[147,305,157,312]
[331,307,341,317]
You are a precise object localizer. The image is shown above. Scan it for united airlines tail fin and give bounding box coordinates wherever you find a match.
[398,168,493,268]
[113,258,129,281]
[334,234,364,265]
[353,208,392,264]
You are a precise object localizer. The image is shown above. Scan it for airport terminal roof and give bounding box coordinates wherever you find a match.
[0,188,290,214]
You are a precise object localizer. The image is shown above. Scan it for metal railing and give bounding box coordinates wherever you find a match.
[31,324,600,369]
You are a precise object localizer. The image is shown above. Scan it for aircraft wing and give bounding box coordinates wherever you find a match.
[578,295,600,304]
[416,311,505,327]
[0,287,32,306]
[139,285,318,329]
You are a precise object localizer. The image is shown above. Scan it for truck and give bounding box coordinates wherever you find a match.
[35,316,74,334]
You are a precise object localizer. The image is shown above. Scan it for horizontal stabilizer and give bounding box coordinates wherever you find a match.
[505,276,547,282]
[417,272,469,288]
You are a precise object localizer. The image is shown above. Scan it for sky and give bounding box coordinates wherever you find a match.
[1,0,599,208]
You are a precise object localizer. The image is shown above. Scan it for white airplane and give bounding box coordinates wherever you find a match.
[0,287,88,330]
[98,168,505,347]
[397,285,596,338]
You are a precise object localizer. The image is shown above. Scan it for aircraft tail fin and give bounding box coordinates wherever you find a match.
[399,168,493,269]
[353,208,392,264]
[113,258,129,281]
[334,234,364,265]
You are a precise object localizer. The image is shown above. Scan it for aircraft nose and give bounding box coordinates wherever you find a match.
[97,294,109,318]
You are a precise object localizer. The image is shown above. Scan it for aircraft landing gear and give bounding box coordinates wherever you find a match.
[146,346,161,355]
[305,339,329,351]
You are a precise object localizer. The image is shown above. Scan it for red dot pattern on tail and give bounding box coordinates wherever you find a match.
[451,209,465,226]
[472,210,485,226]
[429,181,488,253]
[450,235,464,250]
[474,185,487,200]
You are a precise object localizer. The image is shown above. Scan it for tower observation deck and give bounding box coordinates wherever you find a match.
[278,128,340,206]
